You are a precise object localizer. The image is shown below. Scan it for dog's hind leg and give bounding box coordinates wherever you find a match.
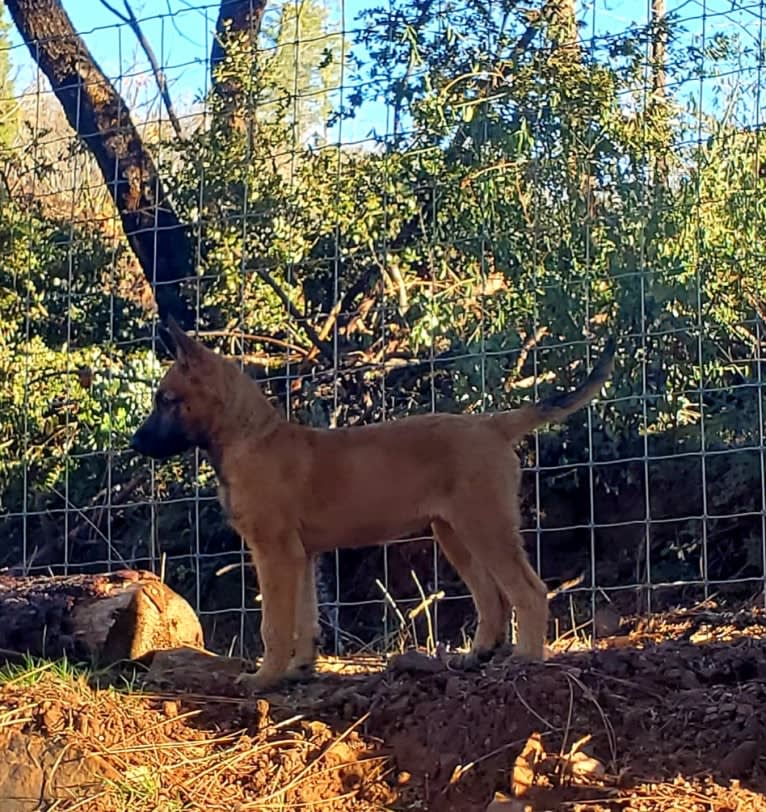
[504,532,549,659]
[287,553,321,679]
[237,533,307,693]
[482,525,548,660]
[432,518,510,662]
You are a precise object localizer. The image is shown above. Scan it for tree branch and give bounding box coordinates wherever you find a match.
[245,264,334,362]
[98,0,185,141]
[211,0,267,80]
[6,0,193,325]
[210,0,267,131]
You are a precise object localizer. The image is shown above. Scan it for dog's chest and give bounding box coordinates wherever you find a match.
[217,479,234,521]
[216,477,254,534]
[210,455,241,525]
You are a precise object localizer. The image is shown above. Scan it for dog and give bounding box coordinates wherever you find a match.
[131,319,615,692]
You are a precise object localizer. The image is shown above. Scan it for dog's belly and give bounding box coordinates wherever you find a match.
[300,518,431,553]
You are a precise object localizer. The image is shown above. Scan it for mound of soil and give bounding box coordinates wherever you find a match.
[1,607,766,810]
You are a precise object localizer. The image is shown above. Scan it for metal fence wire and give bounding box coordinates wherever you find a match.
[0,0,764,658]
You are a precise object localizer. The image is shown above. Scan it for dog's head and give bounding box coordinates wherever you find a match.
[130,319,226,460]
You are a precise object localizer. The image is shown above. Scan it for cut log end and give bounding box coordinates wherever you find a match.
[0,570,204,666]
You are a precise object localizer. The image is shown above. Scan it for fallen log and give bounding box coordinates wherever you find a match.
[0,570,204,666]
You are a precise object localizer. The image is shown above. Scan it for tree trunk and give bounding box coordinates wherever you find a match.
[546,0,580,55]
[5,0,193,325]
[211,0,267,132]
[542,1,593,223]
[650,0,669,187]
[0,570,204,665]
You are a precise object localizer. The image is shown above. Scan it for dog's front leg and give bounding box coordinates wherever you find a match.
[237,534,306,694]
[287,553,321,679]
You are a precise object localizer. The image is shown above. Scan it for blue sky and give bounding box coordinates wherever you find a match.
[4,0,765,142]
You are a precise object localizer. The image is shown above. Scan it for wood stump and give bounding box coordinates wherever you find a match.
[0,569,204,665]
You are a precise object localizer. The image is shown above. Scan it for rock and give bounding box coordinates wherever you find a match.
[387,650,446,675]
[143,646,247,694]
[719,740,761,778]
[511,732,544,797]
[98,577,204,663]
[569,751,606,780]
[486,791,528,810]
[0,729,119,811]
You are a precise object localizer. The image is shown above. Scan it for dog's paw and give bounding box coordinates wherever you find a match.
[449,649,492,671]
[452,640,515,671]
[235,669,283,695]
[511,642,546,662]
[490,641,514,661]
[388,650,446,675]
[285,661,317,683]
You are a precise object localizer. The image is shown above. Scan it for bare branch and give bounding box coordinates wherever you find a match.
[97,0,129,24]
[121,0,185,140]
[97,0,185,140]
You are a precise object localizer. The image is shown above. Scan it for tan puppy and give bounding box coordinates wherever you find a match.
[131,320,615,692]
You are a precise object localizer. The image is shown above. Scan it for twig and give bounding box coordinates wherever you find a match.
[96,0,128,22]
[511,675,561,732]
[303,294,347,363]
[367,237,408,313]
[557,674,576,780]
[446,731,553,788]
[407,570,444,655]
[459,160,519,189]
[512,17,541,59]
[547,573,585,600]
[47,486,130,568]
[123,0,184,139]
[197,329,311,357]
[375,578,409,645]
[559,667,618,767]
[245,264,335,363]
[244,757,389,808]
[97,0,184,140]
[514,326,550,377]
[67,474,144,546]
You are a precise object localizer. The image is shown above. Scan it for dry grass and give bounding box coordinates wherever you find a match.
[0,657,393,811]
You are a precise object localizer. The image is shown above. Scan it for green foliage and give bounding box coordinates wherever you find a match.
[259,0,344,140]
[0,193,160,537]
[0,0,764,625]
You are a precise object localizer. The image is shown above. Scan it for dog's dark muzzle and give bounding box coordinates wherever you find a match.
[129,426,157,457]
[130,413,193,460]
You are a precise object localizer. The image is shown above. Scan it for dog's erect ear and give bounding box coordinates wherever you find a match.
[157,324,177,358]
[162,316,202,365]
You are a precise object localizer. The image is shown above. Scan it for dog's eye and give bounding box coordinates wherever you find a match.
[156,392,181,408]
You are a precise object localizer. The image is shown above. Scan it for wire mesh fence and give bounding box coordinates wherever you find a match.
[0,0,764,658]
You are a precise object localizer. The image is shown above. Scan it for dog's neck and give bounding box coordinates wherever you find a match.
[203,370,283,475]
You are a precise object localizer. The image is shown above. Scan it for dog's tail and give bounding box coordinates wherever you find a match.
[494,338,616,439]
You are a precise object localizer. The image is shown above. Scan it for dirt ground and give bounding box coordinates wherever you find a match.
[2,605,766,811]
